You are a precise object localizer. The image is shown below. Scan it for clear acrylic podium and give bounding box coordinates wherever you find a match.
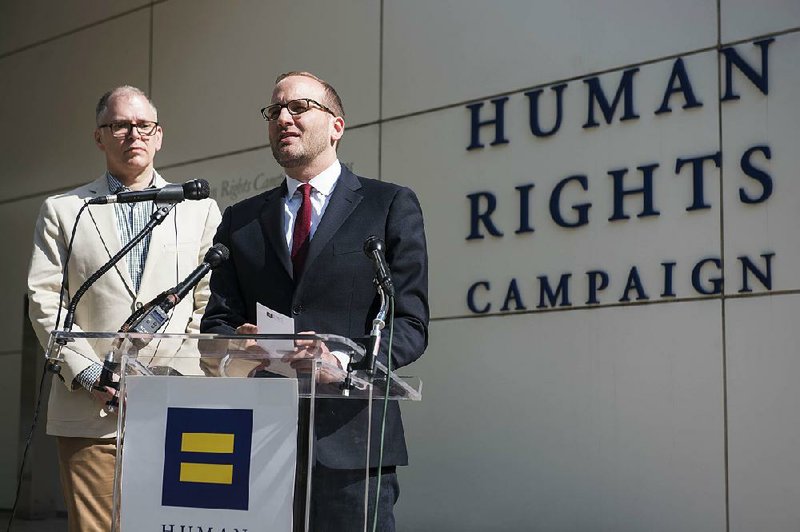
[46,331,422,532]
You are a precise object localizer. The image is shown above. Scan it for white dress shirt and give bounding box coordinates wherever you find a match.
[283,159,341,249]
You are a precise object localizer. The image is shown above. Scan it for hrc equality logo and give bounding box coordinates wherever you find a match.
[162,408,253,510]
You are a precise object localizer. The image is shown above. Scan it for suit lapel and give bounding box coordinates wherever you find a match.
[303,168,363,276]
[259,183,293,279]
[85,175,136,297]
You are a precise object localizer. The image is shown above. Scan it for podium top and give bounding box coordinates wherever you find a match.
[47,330,421,401]
[51,330,363,351]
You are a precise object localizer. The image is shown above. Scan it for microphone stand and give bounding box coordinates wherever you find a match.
[343,280,392,392]
[49,203,176,373]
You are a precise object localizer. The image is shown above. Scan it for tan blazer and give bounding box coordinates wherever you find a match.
[28,173,222,438]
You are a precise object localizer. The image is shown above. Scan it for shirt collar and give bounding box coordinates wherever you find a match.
[285,160,341,199]
[106,171,156,194]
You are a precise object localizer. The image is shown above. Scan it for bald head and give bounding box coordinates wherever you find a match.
[275,71,344,119]
[96,86,157,125]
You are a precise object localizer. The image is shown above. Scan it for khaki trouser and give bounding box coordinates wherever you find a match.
[56,436,116,532]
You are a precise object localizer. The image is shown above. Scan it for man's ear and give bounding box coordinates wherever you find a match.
[94,129,104,151]
[331,116,345,142]
[152,125,163,153]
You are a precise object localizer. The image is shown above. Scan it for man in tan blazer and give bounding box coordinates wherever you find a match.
[27,86,221,532]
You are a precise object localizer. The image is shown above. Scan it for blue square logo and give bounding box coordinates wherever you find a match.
[161,407,253,510]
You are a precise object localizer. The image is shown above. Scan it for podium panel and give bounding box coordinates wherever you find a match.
[45,331,421,532]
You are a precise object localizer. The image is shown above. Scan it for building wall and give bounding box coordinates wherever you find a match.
[1,1,799,530]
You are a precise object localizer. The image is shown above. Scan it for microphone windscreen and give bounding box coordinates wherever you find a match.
[183,179,211,200]
[363,235,386,256]
[204,243,230,267]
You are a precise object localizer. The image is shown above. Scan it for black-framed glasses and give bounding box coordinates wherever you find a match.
[98,121,159,138]
[261,98,335,121]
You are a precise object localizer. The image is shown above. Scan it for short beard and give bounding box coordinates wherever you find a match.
[271,146,307,168]
[270,134,329,169]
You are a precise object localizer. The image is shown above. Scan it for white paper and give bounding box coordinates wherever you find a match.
[253,303,300,378]
[256,302,295,354]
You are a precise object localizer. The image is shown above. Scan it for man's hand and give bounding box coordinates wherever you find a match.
[90,385,118,408]
[90,369,120,413]
[283,331,344,383]
[234,323,272,376]
[234,323,266,352]
[235,322,258,336]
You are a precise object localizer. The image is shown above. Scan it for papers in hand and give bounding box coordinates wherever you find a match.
[253,303,298,378]
[256,303,295,355]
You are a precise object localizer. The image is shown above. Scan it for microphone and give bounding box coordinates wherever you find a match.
[121,243,229,335]
[88,179,210,205]
[363,236,394,297]
[345,237,393,379]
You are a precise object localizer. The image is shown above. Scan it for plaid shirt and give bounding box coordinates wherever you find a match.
[107,172,154,293]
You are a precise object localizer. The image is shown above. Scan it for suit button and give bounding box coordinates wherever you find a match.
[292,305,303,316]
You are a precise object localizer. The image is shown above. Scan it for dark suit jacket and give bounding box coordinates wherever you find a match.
[201,166,429,469]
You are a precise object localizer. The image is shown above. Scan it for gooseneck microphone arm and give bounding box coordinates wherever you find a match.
[59,203,176,337]
[348,236,395,377]
[359,283,390,376]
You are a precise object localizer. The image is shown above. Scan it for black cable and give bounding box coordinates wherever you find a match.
[62,202,175,331]
[7,201,89,531]
[6,342,55,532]
[371,297,395,532]
[55,202,88,330]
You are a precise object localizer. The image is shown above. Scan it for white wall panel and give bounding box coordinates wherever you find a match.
[721,33,800,294]
[161,148,281,212]
[0,0,149,55]
[727,294,800,532]
[0,10,151,202]
[383,52,721,319]
[160,124,380,211]
[383,0,717,118]
[151,0,380,167]
[398,301,726,531]
[337,125,381,182]
[721,0,800,43]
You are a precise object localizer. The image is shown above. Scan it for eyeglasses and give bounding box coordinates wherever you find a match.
[261,98,336,121]
[98,121,159,138]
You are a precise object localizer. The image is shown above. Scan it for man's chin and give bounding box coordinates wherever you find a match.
[272,149,306,168]
[122,153,152,167]
[110,160,151,179]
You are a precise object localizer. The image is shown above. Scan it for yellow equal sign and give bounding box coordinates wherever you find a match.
[179,432,235,485]
[180,463,233,484]
[181,432,235,454]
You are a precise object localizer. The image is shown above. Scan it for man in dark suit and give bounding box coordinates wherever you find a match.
[201,71,429,531]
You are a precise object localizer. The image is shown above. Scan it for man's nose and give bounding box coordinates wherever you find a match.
[276,107,294,126]
[126,124,143,139]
